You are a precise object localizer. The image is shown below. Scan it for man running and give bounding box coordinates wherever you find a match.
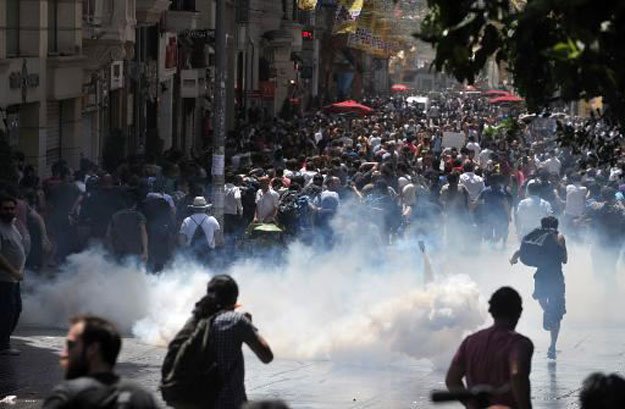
[510,216,567,360]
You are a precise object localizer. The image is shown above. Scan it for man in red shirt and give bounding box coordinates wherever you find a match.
[446,287,534,409]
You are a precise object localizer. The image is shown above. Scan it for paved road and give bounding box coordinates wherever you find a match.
[2,324,623,409]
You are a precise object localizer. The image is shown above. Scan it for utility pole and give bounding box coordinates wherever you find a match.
[212,0,227,231]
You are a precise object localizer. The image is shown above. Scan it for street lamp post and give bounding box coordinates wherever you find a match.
[212,0,227,231]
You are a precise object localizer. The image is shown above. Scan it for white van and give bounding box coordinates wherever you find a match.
[406,96,429,113]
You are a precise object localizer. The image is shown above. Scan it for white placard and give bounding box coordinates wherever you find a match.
[442,132,466,149]
[212,154,225,176]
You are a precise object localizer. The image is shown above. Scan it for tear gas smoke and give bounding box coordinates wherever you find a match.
[20,201,625,365]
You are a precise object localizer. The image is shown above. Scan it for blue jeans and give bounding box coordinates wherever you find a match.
[0,282,21,349]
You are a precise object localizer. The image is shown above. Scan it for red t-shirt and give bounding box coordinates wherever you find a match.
[451,324,534,408]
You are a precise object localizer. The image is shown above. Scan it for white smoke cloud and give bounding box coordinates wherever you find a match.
[24,199,622,366]
[21,201,489,365]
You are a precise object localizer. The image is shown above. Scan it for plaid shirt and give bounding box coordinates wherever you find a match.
[212,311,258,409]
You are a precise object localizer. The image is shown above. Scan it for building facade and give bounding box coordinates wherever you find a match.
[0,0,352,176]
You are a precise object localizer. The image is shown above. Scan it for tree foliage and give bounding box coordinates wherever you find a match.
[411,0,625,165]
[415,0,625,127]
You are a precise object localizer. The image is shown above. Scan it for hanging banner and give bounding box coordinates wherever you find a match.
[332,0,364,34]
[343,0,402,58]
[298,0,318,11]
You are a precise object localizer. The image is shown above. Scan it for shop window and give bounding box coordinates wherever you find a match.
[6,0,20,56]
[48,0,60,54]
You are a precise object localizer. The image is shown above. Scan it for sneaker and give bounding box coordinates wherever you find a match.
[0,348,21,356]
[547,346,556,360]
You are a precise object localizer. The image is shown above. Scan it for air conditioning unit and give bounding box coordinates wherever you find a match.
[110,61,124,90]
[181,69,205,98]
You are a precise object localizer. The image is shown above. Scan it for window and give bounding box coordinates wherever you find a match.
[48,0,59,54]
[6,0,20,56]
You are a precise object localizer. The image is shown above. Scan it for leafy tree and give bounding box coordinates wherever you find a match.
[412,0,625,162]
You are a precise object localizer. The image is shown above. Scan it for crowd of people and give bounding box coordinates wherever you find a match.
[1,91,624,272]
[1,88,625,408]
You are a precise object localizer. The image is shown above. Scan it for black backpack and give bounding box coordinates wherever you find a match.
[277,191,300,232]
[189,217,209,253]
[519,228,558,267]
[160,314,222,408]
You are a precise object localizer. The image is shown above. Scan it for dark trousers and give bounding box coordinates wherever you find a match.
[0,282,21,349]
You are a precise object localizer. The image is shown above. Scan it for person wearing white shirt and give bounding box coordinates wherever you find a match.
[515,183,553,238]
[466,136,481,156]
[179,197,221,253]
[478,148,493,169]
[224,175,244,240]
[459,162,485,204]
[254,177,280,223]
[540,152,562,176]
[562,173,588,236]
[369,132,382,149]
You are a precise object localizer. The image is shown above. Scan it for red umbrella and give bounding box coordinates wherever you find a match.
[322,100,374,116]
[391,84,408,92]
[484,89,511,96]
[489,95,524,104]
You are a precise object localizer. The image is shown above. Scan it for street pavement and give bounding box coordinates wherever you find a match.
[2,324,623,409]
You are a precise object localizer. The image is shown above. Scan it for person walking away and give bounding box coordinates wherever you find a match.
[476,174,512,248]
[161,275,273,409]
[515,182,552,238]
[446,287,533,409]
[439,171,471,250]
[106,202,148,264]
[312,176,341,248]
[179,197,221,264]
[224,174,244,246]
[562,173,587,240]
[510,216,567,359]
[0,194,26,355]
[459,162,485,207]
[142,185,176,272]
[43,315,158,409]
[586,187,625,277]
[45,166,81,264]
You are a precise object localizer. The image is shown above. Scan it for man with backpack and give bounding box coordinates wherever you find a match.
[510,216,567,360]
[43,315,158,409]
[160,275,273,409]
[179,197,221,263]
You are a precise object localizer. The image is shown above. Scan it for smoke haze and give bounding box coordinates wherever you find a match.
[20,202,625,365]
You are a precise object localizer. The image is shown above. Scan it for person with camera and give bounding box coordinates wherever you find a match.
[161,275,273,409]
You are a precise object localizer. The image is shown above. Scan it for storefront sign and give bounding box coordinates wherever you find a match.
[9,59,40,103]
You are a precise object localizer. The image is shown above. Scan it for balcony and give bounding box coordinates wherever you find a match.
[136,0,172,26]
[180,69,207,98]
[82,0,136,43]
[164,9,200,33]
[47,56,87,100]
[82,0,136,69]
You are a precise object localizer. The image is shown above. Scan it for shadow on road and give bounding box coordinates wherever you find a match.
[0,336,62,401]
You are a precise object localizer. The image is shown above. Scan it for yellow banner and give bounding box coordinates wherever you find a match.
[333,0,364,34]
[345,0,403,57]
[298,0,317,11]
